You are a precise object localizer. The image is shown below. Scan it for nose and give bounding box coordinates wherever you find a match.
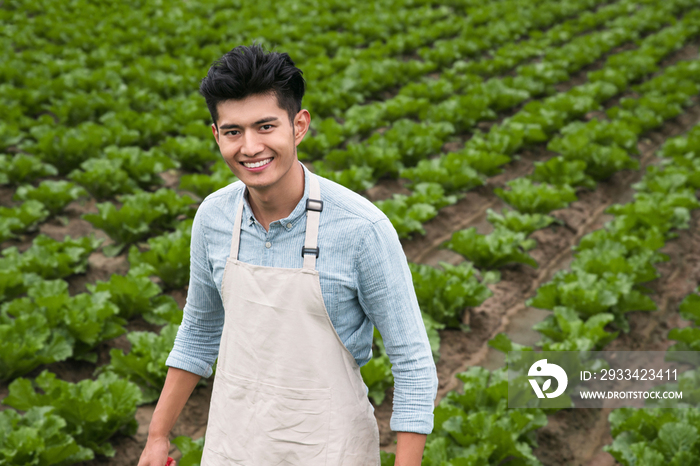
[239,130,265,158]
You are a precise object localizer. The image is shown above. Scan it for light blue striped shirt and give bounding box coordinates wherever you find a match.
[166,161,438,434]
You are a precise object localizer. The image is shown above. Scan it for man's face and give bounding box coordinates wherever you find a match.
[212,93,308,193]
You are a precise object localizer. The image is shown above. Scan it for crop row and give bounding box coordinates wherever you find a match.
[306,0,610,118]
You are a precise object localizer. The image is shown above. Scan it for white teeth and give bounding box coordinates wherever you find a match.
[243,158,272,168]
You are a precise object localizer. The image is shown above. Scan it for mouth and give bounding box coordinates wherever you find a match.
[240,157,273,171]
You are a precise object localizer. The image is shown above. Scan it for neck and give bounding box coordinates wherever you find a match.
[246,161,305,231]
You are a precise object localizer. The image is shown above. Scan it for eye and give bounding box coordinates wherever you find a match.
[261,124,273,130]
[224,130,239,136]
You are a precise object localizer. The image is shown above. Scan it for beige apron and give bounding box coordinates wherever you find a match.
[201,173,381,465]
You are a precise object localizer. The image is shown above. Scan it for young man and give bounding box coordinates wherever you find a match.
[138,43,438,466]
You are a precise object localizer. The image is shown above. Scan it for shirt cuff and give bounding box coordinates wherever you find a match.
[165,352,213,378]
[390,412,434,435]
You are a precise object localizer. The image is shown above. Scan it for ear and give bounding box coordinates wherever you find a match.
[293,109,311,147]
[212,123,220,145]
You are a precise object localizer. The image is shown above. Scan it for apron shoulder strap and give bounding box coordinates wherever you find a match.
[230,189,245,260]
[302,173,322,270]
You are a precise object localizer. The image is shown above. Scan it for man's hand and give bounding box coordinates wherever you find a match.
[137,436,170,466]
[395,431,427,466]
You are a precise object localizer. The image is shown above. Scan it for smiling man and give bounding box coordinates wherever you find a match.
[138,43,438,466]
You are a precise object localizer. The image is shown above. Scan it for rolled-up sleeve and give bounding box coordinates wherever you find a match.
[355,217,438,434]
[165,203,224,378]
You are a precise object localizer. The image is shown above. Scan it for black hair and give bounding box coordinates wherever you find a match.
[199,41,306,131]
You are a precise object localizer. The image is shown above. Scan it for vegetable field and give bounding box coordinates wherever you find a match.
[2,0,700,464]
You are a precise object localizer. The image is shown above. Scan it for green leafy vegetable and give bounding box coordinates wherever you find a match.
[409,261,492,327]
[532,306,618,351]
[0,407,93,465]
[527,271,656,332]
[495,178,577,214]
[0,200,49,243]
[3,370,142,457]
[69,158,138,200]
[530,156,597,189]
[0,154,58,186]
[0,234,102,280]
[14,180,87,216]
[605,409,700,466]
[87,264,182,324]
[157,136,218,171]
[98,324,188,403]
[375,183,458,238]
[445,226,538,270]
[83,188,195,254]
[360,328,393,405]
[0,310,73,382]
[178,159,238,199]
[423,366,547,465]
[128,219,192,289]
[486,208,557,236]
[172,435,205,466]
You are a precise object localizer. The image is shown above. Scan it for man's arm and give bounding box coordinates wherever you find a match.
[355,217,439,463]
[396,432,427,466]
[138,368,201,466]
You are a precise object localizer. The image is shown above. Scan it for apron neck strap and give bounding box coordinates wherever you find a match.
[231,194,245,260]
[302,173,321,270]
[230,173,322,271]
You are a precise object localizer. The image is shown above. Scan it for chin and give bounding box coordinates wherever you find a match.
[244,174,279,189]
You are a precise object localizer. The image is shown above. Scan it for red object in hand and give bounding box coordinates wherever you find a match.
[165,457,175,466]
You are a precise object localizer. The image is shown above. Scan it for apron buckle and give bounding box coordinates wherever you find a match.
[301,246,320,257]
[306,198,323,212]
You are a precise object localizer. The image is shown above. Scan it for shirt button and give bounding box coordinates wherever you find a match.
[265,242,272,248]
[286,223,293,229]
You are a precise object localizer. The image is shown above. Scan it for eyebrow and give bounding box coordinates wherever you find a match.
[219,117,279,130]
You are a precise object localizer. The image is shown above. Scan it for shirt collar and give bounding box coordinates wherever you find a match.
[242,160,311,228]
